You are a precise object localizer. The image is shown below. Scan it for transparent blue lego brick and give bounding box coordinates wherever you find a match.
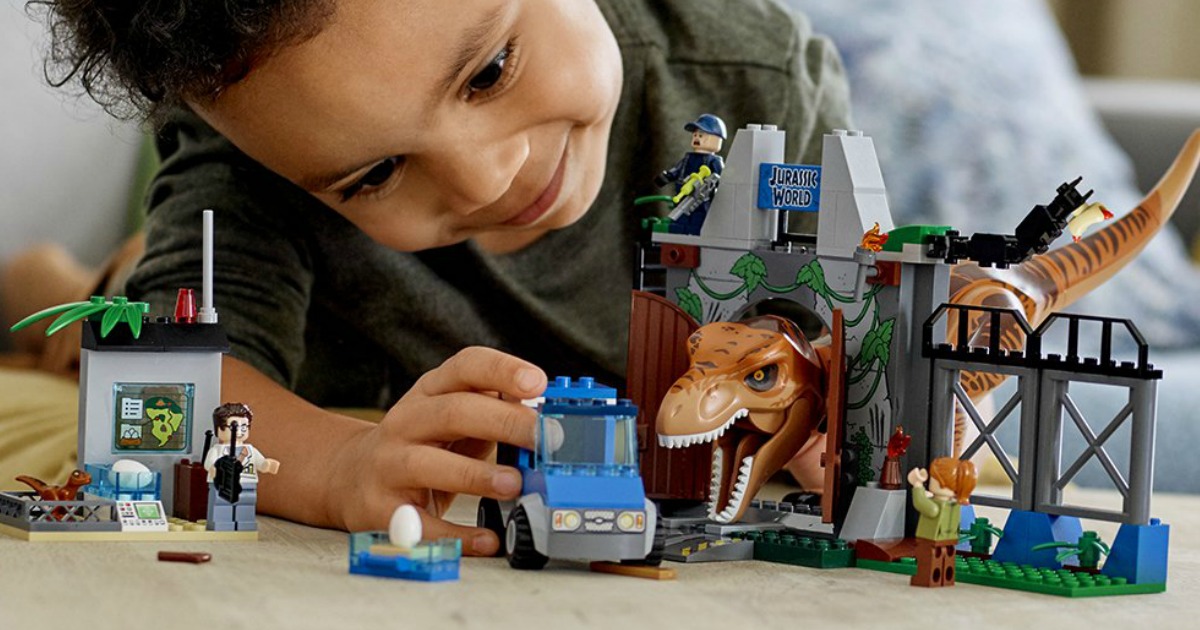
[84,462,162,502]
[348,531,462,582]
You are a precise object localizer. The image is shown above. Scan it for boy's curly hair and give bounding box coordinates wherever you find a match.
[29,0,334,122]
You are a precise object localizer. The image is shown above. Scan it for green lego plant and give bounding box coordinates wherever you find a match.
[1031,530,1111,570]
[10,296,151,339]
[958,517,1004,556]
[848,426,875,485]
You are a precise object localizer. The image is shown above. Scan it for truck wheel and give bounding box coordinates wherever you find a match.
[506,506,548,570]
[624,512,665,567]
[477,498,506,556]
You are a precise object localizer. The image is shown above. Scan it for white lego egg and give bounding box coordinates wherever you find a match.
[388,504,422,549]
[108,459,153,490]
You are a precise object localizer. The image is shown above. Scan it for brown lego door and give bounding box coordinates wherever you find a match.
[626,290,707,501]
[821,309,846,523]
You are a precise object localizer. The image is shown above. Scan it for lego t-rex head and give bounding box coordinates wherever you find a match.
[657,316,827,523]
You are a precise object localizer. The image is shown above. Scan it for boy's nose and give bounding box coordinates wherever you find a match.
[441,134,529,213]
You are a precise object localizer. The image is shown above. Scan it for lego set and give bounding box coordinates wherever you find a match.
[3,115,1194,598]
[626,119,1200,594]
[1,210,260,542]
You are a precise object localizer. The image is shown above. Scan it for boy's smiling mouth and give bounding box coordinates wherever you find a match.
[502,143,568,227]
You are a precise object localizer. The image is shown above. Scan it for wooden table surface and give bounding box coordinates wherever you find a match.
[1,486,1196,630]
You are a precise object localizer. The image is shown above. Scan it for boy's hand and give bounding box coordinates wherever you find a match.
[327,347,546,556]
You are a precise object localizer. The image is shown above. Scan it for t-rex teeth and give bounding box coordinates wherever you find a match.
[657,408,749,450]
[710,455,755,524]
[708,448,723,506]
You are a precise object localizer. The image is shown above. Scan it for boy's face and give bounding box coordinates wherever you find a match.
[193,0,623,254]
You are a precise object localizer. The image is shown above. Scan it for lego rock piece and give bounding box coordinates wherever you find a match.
[1102,519,1170,585]
[990,510,1083,568]
[838,485,907,543]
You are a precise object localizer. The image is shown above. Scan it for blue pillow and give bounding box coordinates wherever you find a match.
[785,0,1200,349]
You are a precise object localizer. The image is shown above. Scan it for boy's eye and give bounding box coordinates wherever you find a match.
[340,156,406,202]
[469,48,508,92]
[464,39,518,100]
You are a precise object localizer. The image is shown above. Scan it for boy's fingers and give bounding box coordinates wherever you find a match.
[414,508,503,557]
[416,347,546,400]
[447,438,496,462]
[403,393,536,449]
[388,446,523,501]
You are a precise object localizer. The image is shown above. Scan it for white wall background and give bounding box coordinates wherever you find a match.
[1,0,141,266]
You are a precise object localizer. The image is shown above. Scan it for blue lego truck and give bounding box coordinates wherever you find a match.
[478,377,663,570]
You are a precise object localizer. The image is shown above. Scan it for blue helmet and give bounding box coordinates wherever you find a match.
[684,114,727,140]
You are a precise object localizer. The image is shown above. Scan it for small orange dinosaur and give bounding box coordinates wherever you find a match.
[15,470,93,519]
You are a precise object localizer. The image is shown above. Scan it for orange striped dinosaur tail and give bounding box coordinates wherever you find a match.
[951,129,1200,330]
[944,130,1200,455]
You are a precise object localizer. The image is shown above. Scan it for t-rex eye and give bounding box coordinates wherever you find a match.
[744,364,778,392]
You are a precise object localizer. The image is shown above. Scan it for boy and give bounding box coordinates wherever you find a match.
[34,0,850,554]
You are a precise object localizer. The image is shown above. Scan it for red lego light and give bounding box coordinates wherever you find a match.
[174,288,197,324]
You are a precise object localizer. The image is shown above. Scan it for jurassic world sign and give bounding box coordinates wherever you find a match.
[758,163,821,212]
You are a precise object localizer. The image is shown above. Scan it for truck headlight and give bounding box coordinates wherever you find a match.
[552,510,581,531]
[617,511,645,532]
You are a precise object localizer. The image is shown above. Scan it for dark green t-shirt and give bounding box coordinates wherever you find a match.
[126,0,852,408]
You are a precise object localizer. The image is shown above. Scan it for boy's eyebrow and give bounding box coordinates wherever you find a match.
[438,5,508,95]
[300,7,509,193]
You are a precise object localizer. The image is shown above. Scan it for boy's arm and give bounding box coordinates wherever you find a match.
[223,349,545,556]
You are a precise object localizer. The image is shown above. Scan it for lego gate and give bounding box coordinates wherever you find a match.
[924,305,1161,525]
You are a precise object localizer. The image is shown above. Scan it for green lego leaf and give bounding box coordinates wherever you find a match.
[730,253,767,294]
[8,299,93,333]
[125,305,146,339]
[100,303,124,337]
[675,287,703,322]
[795,261,828,298]
[859,318,895,367]
[45,301,109,337]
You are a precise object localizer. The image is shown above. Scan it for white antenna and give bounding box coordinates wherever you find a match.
[198,209,218,324]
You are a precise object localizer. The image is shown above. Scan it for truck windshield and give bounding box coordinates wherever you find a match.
[538,410,638,471]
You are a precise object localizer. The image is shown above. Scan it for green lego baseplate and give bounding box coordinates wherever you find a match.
[855,556,1166,598]
[732,531,855,569]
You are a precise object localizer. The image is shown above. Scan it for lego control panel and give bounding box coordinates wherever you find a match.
[116,500,170,532]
